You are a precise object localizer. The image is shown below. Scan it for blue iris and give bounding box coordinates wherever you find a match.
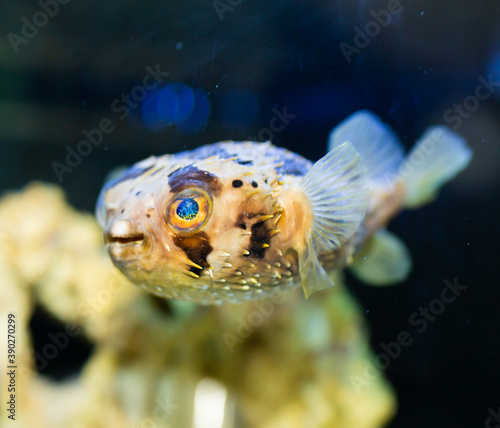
[176,198,199,220]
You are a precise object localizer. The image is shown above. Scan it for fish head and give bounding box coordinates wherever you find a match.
[96,156,294,303]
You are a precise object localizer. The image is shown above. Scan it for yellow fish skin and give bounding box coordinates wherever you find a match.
[96,111,473,304]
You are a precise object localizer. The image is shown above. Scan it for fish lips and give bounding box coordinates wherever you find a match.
[104,220,152,262]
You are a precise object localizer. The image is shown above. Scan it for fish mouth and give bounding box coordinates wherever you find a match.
[105,233,145,245]
[105,219,146,246]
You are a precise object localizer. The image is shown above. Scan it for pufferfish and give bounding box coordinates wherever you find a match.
[96,111,472,305]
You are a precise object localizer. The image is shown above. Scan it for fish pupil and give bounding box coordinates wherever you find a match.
[176,199,199,220]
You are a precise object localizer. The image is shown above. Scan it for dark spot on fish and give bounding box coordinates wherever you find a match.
[275,157,311,176]
[173,231,213,275]
[237,160,253,165]
[235,213,249,231]
[248,220,271,259]
[168,165,221,196]
[168,167,180,177]
[146,214,151,218]
[232,179,243,188]
[135,191,141,196]
[121,209,124,214]
[251,181,258,188]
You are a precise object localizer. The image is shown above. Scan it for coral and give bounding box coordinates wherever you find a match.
[0,183,395,427]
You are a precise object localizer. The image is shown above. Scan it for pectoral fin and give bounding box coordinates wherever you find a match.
[350,229,412,286]
[298,236,336,298]
[298,141,369,297]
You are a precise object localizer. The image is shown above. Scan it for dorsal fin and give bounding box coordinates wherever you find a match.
[328,110,405,186]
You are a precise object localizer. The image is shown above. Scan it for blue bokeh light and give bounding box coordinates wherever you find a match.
[157,83,195,124]
[141,89,163,131]
[141,83,210,133]
[487,49,500,94]
[177,88,211,134]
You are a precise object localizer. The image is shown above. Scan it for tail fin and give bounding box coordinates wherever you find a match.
[399,126,473,208]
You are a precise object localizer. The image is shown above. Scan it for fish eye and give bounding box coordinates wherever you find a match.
[167,188,212,232]
[176,198,199,220]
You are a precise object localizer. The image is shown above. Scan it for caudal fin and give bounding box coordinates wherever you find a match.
[399,126,473,208]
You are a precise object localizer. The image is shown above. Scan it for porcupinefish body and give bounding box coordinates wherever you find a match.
[96,111,472,304]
